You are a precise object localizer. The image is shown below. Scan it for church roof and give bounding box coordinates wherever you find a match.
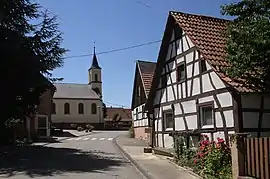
[90,47,101,69]
[53,83,100,99]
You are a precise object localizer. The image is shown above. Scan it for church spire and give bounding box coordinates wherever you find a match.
[91,43,101,69]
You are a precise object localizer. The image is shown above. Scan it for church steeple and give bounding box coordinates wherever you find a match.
[90,46,101,69]
[88,44,102,97]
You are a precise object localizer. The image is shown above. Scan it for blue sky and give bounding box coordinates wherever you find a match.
[37,0,233,108]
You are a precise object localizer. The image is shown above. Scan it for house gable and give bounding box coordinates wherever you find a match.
[131,62,147,109]
[131,60,156,109]
[146,11,237,148]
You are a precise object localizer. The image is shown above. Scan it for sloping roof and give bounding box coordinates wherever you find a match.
[53,83,100,99]
[105,107,132,122]
[138,60,156,96]
[90,47,101,70]
[170,11,254,92]
[146,11,256,111]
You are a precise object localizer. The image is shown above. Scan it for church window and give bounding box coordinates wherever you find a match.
[64,103,70,114]
[91,103,97,114]
[95,74,98,82]
[52,102,56,114]
[78,103,84,114]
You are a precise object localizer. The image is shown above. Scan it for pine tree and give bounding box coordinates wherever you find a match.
[221,0,270,91]
[0,0,67,141]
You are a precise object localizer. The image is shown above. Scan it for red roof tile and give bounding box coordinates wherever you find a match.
[105,107,132,121]
[171,11,256,92]
[137,61,156,96]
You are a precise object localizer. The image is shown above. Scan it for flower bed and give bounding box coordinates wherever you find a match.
[173,134,232,179]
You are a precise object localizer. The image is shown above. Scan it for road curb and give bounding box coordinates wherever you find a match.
[113,136,154,179]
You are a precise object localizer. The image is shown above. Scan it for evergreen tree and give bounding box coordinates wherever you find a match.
[0,0,67,140]
[221,0,270,91]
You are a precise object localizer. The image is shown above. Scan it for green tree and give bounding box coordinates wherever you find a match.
[102,102,107,118]
[0,0,67,142]
[221,0,270,91]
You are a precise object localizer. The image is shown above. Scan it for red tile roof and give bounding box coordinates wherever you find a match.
[171,11,255,92]
[137,61,156,96]
[105,107,132,122]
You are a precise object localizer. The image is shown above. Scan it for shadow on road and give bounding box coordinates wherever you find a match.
[0,145,127,177]
[52,130,77,137]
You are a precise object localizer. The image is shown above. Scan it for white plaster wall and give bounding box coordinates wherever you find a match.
[175,117,185,131]
[209,72,226,89]
[182,100,196,113]
[192,77,200,96]
[202,73,214,93]
[215,110,234,128]
[132,103,149,127]
[185,115,198,129]
[52,98,103,124]
[164,134,174,148]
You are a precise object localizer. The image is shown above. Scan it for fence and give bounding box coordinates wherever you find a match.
[244,137,270,179]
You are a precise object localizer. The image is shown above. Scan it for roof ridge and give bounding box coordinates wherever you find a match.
[54,83,88,85]
[170,10,231,22]
[137,60,156,64]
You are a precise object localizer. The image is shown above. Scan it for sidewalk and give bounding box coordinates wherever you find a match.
[115,135,200,179]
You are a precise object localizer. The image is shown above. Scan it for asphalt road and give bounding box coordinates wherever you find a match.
[0,130,145,179]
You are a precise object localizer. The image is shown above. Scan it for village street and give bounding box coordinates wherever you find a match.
[0,131,145,179]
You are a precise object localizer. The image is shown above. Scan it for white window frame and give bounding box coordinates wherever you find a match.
[199,103,214,129]
[163,110,174,131]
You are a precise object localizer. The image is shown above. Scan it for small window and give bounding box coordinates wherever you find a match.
[161,75,167,87]
[164,111,174,129]
[51,102,56,114]
[95,74,98,81]
[177,63,186,82]
[201,60,207,73]
[142,105,145,118]
[136,108,138,120]
[78,103,84,114]
[64,103,70,114]
[91,103,97,114]
[200,106,213,126]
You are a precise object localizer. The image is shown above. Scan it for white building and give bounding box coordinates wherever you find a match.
[145,11,270,149]
[51,48,104,129]
[131,60,156,141]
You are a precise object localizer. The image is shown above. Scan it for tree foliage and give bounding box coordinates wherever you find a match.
[221,0,270,91]
[102,102,107,118]
[0,0,67,127]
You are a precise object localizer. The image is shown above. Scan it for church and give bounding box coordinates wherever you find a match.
[51,48,104,129]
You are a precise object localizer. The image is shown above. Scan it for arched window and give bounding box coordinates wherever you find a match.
[91,103,97,114]
[52,102,56,114]
[95,74,98,82]
[64,103,70,114]
[78,103,84,114]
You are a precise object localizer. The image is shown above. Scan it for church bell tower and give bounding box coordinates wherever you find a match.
[88,46,102,98]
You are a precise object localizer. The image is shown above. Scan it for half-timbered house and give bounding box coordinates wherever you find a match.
[145,11,270,149]
[131,60,156,141]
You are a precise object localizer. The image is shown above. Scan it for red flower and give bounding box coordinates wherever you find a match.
[194,159,197,164]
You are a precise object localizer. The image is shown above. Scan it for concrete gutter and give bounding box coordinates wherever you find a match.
[113,136,155,179]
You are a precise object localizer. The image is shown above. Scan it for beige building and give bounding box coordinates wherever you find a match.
[51,48,104,129]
